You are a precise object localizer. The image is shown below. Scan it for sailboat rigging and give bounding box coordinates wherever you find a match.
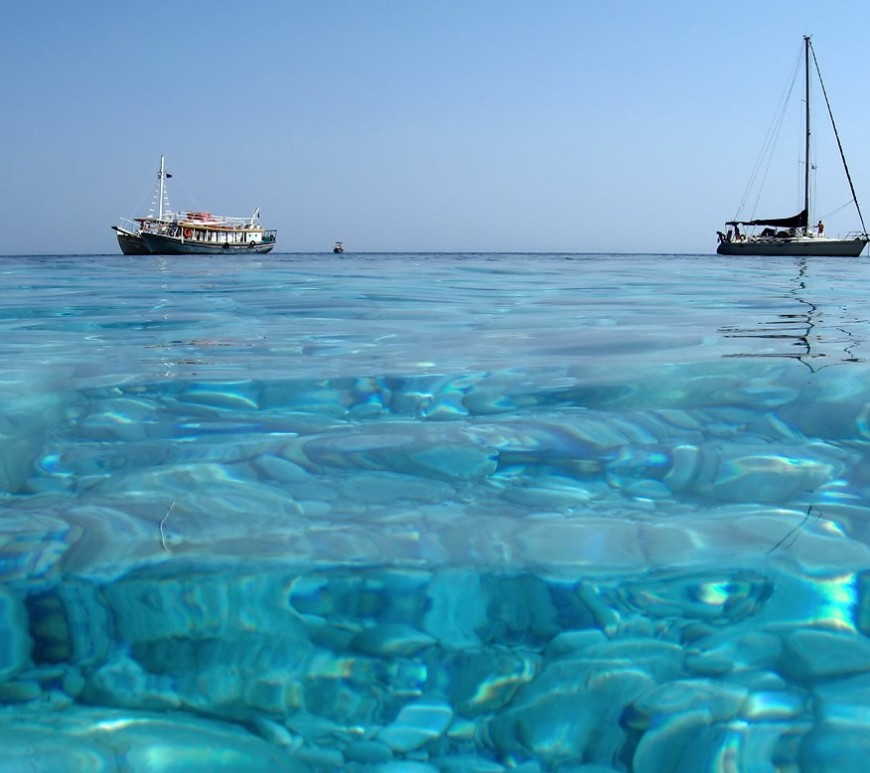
[716,36,868,257]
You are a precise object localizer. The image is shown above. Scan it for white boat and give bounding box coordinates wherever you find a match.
[716,37,868,257]
[112,157,277,255]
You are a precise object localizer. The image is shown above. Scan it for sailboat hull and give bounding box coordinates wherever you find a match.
[717,236,868,257]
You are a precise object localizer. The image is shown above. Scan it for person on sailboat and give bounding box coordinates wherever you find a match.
[817,220,825,235]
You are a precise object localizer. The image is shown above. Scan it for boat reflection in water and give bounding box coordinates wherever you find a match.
[720,257,864,371]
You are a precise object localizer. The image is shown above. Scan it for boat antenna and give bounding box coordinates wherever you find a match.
[809,38,868,235]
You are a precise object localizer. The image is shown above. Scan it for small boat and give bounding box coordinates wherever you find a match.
[112,157,277,255]
[716,36,868,257]
[333,241,345,253]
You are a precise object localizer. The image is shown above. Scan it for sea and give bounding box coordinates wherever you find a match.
[1,251,870,771]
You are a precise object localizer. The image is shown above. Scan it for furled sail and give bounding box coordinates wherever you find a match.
[726,209,808,229]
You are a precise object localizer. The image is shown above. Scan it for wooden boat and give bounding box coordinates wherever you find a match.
[139,211,276,255]
[716,37,868,257]
[112,157,277,255]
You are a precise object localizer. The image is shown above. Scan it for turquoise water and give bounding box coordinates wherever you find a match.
[2,252,870,771]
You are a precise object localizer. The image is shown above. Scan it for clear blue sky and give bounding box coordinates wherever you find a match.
[3,0,869,255]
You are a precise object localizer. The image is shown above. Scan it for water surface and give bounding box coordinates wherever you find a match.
[2,252,870,771]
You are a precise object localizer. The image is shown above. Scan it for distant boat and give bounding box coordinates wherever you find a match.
[716,36,868,257]
[333,241,345,253]
[112,157,277,255]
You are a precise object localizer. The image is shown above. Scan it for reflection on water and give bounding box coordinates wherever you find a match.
[721,257,866,369]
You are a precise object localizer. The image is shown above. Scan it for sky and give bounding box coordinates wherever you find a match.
[2,0,870,255]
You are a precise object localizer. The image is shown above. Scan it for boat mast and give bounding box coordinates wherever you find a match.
[803,35,811,233]
[158,155,166,221]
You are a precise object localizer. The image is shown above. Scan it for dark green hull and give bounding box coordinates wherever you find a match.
[140,233,276,255]
[112,227,150,255]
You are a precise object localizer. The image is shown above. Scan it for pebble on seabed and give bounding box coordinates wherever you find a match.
[377,696,455,752]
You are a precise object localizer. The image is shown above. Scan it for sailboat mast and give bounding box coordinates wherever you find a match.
[804,35,811,231]
[158,155,166,221]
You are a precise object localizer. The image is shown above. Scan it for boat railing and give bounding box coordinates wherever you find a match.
[120,213,177,233]
[178,211,262,228]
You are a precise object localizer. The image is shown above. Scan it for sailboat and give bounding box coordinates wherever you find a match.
[716,36,868,257]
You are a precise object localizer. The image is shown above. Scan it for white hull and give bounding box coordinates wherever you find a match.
[717,236,868,257]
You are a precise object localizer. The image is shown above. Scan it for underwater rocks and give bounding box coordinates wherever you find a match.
[14,480,870,590]
[0,706,305,772]
[0,392,80,494]
[803,673,870,772]
[4,367,870,768]
[0,587,29,680]
[30,377,867,516]
[0,563,869,769]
